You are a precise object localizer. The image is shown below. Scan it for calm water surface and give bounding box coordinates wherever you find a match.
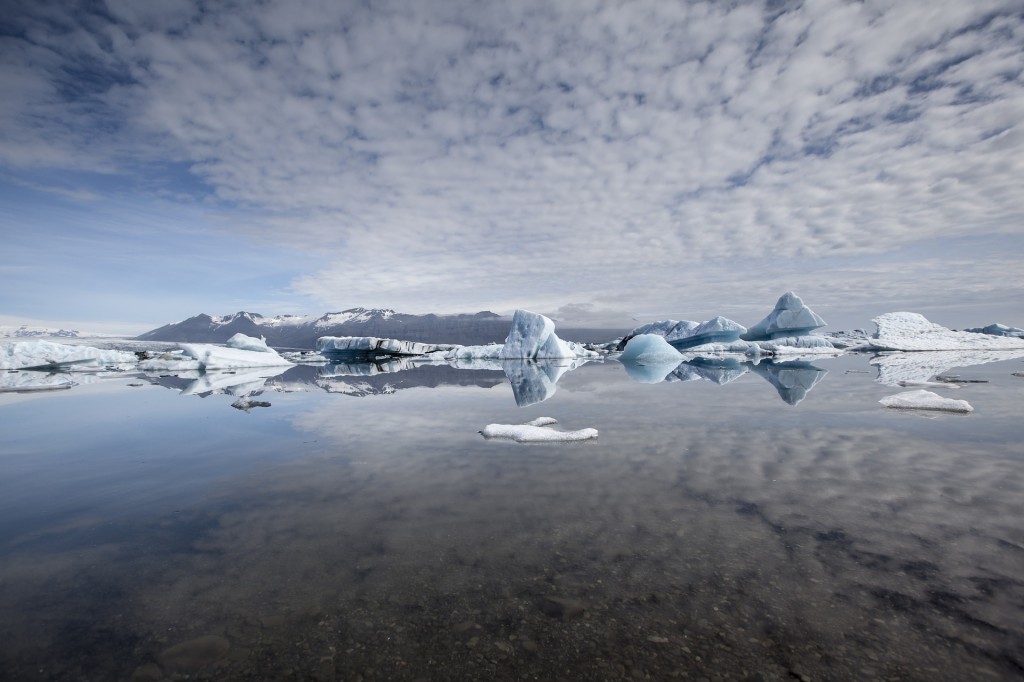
[1,354,1023,681]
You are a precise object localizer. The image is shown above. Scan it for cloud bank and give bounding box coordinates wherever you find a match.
[2,0,1023,326]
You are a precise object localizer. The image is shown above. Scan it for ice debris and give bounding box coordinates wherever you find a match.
[480,417,598,442]
[500,310,598,360]
[879,389,973,413]
[869,313,1024,351]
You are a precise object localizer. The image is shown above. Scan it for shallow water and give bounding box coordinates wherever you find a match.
[1,354,1023,681]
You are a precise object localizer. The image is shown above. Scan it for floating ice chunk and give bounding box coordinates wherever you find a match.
[869,313,1024,351]
[231,397,272,412]
[500,310,597,360]
[480,418,598,442]
[178,343,293,369]
[879,389,973,413]
[742,292,826,341]
[964,323,1024,338]
[225,333,276,352]
[316,336,454,359]
[0,340,137,370]
[619,334,683,364]
[524,417,559,427]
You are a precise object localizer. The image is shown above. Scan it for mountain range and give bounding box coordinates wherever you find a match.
[136,308,620,348]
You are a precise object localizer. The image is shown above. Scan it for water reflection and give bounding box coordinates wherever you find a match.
[619,357,829,406]
[749,359,829,405]
[871,349,1024,385]
[502,359,588,407]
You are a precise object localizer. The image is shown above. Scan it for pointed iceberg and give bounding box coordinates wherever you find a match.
[742,292,826,341]
[499,310,597,360]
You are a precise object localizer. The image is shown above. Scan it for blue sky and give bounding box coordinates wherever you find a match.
[1,0,1022,334]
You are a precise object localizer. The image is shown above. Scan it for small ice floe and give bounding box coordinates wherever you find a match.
[231,397,272,412]
[879,389,973,413]
[480,417,598,443]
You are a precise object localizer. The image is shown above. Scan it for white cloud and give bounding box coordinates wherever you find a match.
[2,0,1023,324]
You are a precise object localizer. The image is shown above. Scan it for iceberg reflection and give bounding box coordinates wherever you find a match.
[749,360,828,406]
[502,358,590,407]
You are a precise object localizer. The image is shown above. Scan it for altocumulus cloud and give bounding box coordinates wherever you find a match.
[2,0,1023,324]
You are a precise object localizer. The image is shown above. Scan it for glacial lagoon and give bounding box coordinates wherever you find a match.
[1,353,1023,681]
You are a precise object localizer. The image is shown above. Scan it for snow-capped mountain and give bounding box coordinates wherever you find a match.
[136,308,514,347]
[1,325,82,339]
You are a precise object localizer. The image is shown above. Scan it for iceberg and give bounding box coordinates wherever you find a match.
[619,334,683,364]
[316,336,454,360]
[964,323,1024,338]
[178,340,293,369]
[879,389,973,413]
[742,292,827,341]
[668,316,747,350]
[480,417,598,443]
[0,340,137,370]
[869,313,1024,351]
[225,333,277,353]
[499,310,597,360]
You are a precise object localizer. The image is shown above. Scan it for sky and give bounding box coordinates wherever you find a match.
[1,0,1022,335]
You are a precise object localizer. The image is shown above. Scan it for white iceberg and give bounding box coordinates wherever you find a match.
[0,340,137,370]
[869,313,1024,351]
[316,336,454,359]
[480,417,598,442]
[179,337,294,369]
[879,389,973,413]
[225,333,277,353]
[500,310,597,360]
[742,292,827,341]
